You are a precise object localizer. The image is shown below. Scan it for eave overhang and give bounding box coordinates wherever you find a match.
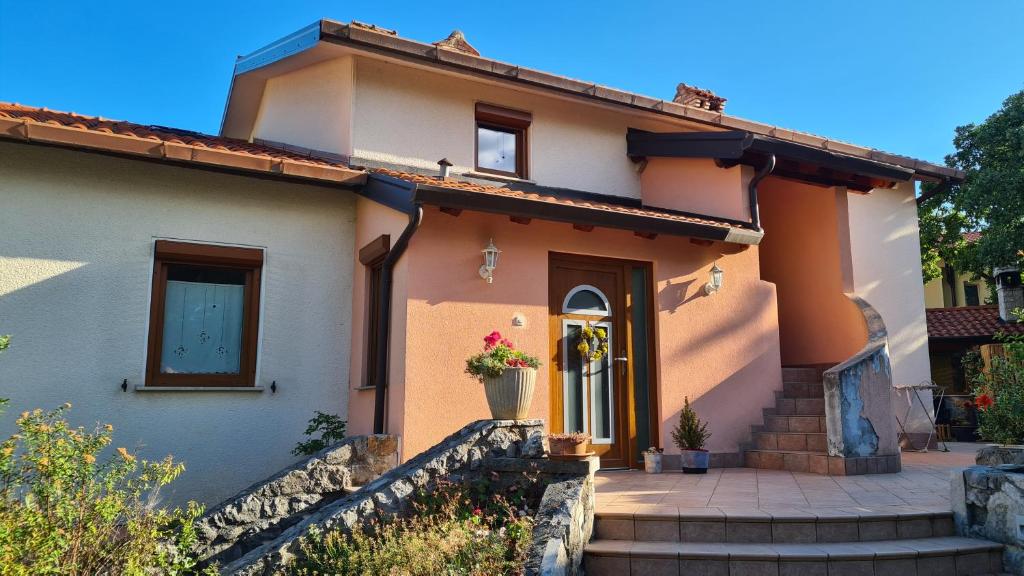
[360,173,763,245]
[627,129,917,192]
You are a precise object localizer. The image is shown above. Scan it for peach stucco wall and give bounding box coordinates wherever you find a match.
[347,198,412,446]
[758,178,867,367]
[386,207,782,459]
[640,158,752,223]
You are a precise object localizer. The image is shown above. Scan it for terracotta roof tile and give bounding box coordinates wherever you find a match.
[926,306,1024,339]
[0,103,351,166]
[371,168,743,230]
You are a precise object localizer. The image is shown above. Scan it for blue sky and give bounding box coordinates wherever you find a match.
[1,1,1021,165]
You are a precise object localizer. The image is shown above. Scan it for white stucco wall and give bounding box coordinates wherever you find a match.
[0,142,355,506]
[847,181,934,434]
[252,56,355,156]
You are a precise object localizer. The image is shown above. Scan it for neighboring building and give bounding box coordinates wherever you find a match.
[923,232,990,308]
[0,20,963,501]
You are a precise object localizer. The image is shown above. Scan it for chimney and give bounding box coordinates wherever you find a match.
[994,266,1023,322]
[437,158,453,180]
[673,83,727,112]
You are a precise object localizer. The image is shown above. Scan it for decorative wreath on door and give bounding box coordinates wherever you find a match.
[576,322,609,363]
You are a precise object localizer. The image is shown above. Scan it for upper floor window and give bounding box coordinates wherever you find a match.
[146,240,263,387]
[475,103,531,179]
[964,283,981,306]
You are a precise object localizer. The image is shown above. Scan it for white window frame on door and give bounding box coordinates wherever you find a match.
[562,284,611,316]
[561,318,615,445]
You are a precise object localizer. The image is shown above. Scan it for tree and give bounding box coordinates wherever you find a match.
[919,90,1024,285]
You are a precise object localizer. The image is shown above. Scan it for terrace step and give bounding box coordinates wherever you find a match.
[753,431,827,452]
[584,536,1004,576]
[782,380,825,398]
[772,396,826,416]
[781,366,829,382]
[762,414,828,434]
[743,450,901,475]
[593,507,956,544]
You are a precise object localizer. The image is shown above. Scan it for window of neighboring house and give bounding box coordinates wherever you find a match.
[964,283,981,307]
[475,103,531,178]
[146,240,263,387]
[360,235,391,388]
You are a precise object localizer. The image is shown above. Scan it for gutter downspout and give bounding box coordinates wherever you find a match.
[749,154,776,230]
[373,205,424,434]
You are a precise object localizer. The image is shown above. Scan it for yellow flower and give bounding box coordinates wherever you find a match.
[38,457,49,467]
[83,454,96,464]
[104,424,114,432]
[116,447,135,463]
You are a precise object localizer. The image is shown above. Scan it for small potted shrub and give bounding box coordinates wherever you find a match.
[642,447,663,474]
[547,432,591,457]
[672,397,711,474]
[466,331,541,420]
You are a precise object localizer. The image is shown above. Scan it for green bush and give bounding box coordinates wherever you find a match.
[292,474,539,575]
[292,411,347,457]
[0,403,214,575]
[672,397,710,451]
[973,340,1024,445]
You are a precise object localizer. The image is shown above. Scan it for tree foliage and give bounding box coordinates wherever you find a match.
[919,90,1024,282]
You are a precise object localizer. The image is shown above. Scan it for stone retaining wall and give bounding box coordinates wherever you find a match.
[520,457,598,576]
[195,434,399,566]
[220,419,545,575]
[952,465,1024,574]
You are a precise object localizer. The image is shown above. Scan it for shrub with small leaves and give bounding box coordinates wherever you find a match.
[292,411,347,456]
[672,397,710,451]
[0,403,215,575]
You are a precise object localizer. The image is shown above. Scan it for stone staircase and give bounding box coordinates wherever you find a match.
[585,506,1006,575]
[742,366,901,475]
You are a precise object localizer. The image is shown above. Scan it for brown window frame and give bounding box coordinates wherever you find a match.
[145,240,263,388]
[474,103,531,179]
[360,235,391,388]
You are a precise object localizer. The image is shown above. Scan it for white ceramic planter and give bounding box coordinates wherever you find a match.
[643,453,663,474]
[483,367,537,420]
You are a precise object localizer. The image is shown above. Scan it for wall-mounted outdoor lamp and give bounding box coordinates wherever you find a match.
[703,263,724,295]
[479,239,501,284]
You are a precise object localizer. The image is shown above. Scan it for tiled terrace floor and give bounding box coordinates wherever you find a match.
[595,443,977,513]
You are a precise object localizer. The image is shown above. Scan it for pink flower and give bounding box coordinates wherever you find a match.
[483,331,503,350]
[472,507,483,516]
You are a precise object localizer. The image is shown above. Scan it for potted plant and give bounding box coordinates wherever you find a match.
[642,447,663,474]
[547,432,591,457]
[672,397,711,474]
[466,331,541,420]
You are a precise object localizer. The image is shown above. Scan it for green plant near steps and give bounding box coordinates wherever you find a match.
[671,397,710,451]
[0,403,215,575]
[293,411,347,456]
[972,327,1024,445]
[292,475,537,575]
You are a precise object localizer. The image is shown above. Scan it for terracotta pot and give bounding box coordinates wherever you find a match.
[568,439,589,455]
[483,367,536,420]
[681,449,710,474]
[548,437,569,455]
[643,453,663,474]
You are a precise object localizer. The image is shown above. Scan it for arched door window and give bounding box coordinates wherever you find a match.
[562,285,611,317]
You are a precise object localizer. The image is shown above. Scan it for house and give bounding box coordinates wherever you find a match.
[0,20,962,502]
[923,232,990,308]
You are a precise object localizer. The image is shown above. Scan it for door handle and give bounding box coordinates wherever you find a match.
[612,357,628,363]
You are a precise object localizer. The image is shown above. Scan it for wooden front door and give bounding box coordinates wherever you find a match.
[549,254,656,469]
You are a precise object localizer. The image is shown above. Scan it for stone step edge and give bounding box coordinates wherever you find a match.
[595,507,952,522]
[744,449,829,456]
[585,536,1002,560]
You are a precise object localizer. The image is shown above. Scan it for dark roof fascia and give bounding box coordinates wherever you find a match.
[360,173,417,214]
[410,182,763,245]
[626,129,915,184]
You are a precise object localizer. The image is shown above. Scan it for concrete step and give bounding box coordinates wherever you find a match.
[781,366,827,382]
[594,507,955,544]
[763,414,827,433]
[773,396,826,416]
[743,450,901,475]
[753,431,827,452]
[782,380,825,399]
[744,449,830,473]
[584,536,1003,576]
